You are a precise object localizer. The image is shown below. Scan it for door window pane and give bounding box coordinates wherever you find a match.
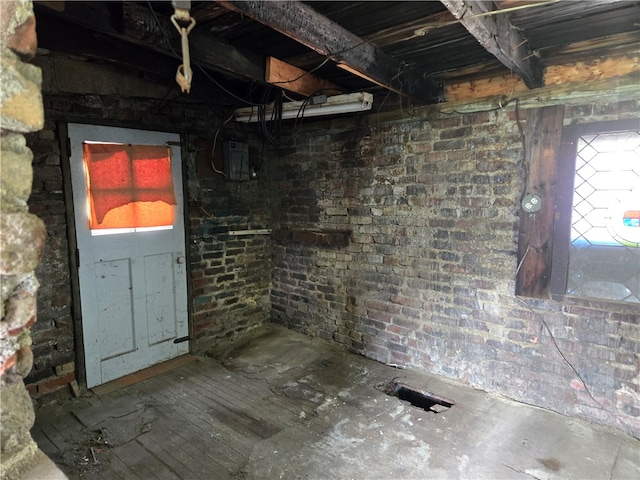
[83,142,176,233]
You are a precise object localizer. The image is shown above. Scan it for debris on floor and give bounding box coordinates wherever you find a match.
[33,325,640,480]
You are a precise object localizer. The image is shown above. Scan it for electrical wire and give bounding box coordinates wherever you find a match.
[147,0,418,137]
[210,114,235,176]
[413,0,560,37]
[270,57,332,86]
[196,65,270,107]
[258,87,344,147]
[515,215,535,276]
[148,1,181,59]
[509,98,635,438]
[515,296,635,438]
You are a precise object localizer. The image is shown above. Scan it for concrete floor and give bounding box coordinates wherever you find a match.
[33,325,639,479]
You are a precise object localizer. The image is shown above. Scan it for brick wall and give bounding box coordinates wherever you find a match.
[189,146,273,350]
[26,119,74,401]
[25,69,272,399]
[271,98,640,436]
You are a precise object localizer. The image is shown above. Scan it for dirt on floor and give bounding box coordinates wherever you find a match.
[33,325,640,480]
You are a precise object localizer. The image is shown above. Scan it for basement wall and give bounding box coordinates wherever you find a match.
[25,55,272,401]
[271,97,640,436]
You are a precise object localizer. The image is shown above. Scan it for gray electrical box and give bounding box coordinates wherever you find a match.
[223,141,249,181]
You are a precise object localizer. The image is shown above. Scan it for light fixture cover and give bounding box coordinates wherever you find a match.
[234,92,373,123]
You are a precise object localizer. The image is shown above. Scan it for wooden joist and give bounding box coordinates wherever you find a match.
[440,0,544,88]
[266,57,342,97]
[216,0,443,104]
[34,1,265,85]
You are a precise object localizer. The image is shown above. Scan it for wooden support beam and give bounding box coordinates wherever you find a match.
[445,73,528,102]
[372,73,638,125]
[266,57,342,97]
[516,105,564,298]
[34,1,265,84]
[216,0,443,104]
[444,53,640,103]
[545,54,640,87]
[440,0,544,88]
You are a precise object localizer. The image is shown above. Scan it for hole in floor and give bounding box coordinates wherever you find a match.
[381,381,455,413]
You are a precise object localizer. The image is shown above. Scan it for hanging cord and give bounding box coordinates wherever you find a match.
[170,4,196,93]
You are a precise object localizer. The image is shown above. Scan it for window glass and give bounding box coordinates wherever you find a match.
[83,142,176,234]
[567,131,640,302]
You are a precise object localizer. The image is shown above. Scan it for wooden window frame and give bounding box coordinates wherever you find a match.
[549,118,640,298]
[516,114,639,300]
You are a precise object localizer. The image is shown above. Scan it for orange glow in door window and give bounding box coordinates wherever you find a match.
[83,143,176,230]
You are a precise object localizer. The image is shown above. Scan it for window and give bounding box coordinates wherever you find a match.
[551,120,640,303]
[83,142,177,235]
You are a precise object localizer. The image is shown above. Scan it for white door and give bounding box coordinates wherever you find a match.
[68,124,189,388]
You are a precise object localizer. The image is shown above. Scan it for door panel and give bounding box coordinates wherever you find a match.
[144,252,179,346]
[95,258,135,359]
[68,124,189,388]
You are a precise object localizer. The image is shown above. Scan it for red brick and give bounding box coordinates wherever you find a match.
[37,372,75,394]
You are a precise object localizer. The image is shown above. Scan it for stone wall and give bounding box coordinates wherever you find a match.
[0,0,47,477]
[25,57,272,400]
[271,98,640,436]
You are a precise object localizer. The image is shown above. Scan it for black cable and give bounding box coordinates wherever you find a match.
[271,57,332,86]
[259,87,338,147]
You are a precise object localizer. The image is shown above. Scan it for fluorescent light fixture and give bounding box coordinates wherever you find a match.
[234,92,373,123]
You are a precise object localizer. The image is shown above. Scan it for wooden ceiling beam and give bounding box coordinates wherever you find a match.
[284,10,457,69]
[443,53,639,103]
[216,0,443,104]
[266,57,342,97]
[34,1,265,85]
[440,0,544,88]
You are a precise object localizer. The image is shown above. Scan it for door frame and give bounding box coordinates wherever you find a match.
[60,121,193,388]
